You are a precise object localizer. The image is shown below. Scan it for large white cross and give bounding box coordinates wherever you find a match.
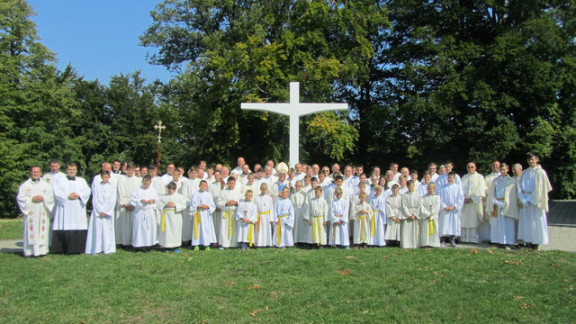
[241,82,348,167]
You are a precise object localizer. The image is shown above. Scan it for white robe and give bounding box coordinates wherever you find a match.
[158,192,187,248]
[130,186,158,247]
[369,193,387,246]
[85,180,117,254]
[236,200,258,245]
[209,180,224,241]
[291,190,308,243]
[17,178,54,257]
[438,183,464,237]
[53,176,91,231]
[400,191,421,248]
[420,194,441,247]
[217,187,242,248]
[190,190,217,246]
[350,201,372,245]
[306,197,328,245]
[517,166,552,245]
[460,172,487,243]
[254,194,274,247]
[273,198,295,247]
[487,175,518,245]
[385,195,402,241]
[172,178,193,242]
[116,175,141,245]
[329,198,350,246]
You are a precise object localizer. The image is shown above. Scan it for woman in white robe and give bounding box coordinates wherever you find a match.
[158,182,187,251]
[420,182,441,248]
[130,176,158,250]
[85,171,117,254]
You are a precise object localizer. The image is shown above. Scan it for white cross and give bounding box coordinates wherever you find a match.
[154,120,166,143]
[241,82,348,167]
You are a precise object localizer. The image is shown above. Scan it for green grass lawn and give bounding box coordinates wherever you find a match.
[0,246,574,323]
[0,218,22,240]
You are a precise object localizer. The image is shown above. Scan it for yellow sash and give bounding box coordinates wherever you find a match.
[194,210,201,239]
[429,219,434,236]
[277,215,288,245]
[257,210,270,232]
[248,223,254,246]
[161,207,175,232]
[312,215,323,243]
[359,215,368,242]
[372,210,382,237]
[223,211,233,238]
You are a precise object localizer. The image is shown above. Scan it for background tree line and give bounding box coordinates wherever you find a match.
[1,0,574,218]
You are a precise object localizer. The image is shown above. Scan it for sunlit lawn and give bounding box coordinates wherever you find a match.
[0,240,574,323]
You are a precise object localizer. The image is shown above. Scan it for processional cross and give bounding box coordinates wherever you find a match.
[241,82,348,167]
[154,120,166,169]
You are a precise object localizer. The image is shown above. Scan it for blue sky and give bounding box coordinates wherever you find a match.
[27,0,173,85]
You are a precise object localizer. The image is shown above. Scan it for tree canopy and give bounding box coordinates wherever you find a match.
[0,0,575,217]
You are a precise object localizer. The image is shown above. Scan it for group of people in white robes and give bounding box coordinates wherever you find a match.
[16,153,553,257]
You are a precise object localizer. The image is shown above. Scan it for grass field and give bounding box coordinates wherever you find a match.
[0,218,22,240]
[0,244,574,323]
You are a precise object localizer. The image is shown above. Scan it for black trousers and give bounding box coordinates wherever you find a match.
[51,230,87,254]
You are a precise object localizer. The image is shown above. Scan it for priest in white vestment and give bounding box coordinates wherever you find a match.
[85,171,117,255]
[51,163,91,254]
[517,153,552,249]
[17,166,54,257]
[460,163,487,243]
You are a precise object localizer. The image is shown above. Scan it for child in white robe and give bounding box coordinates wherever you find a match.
[306,186,328,247]
[85,171,117,255]
[217,177,242,248]
[273,187,295,248]
[329,188,350,248]
[236,190,258,250]
[438,172,464,247]
[129,175,158,251]
[350,191,372,247]
[400,180,421,249]
[385,185,402,246]
[291,180,308,245]
[369,186,387,247]
[190,180,218,250]
[420,182,441,247]
[157,181,187,252]
[254,183,274,247]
